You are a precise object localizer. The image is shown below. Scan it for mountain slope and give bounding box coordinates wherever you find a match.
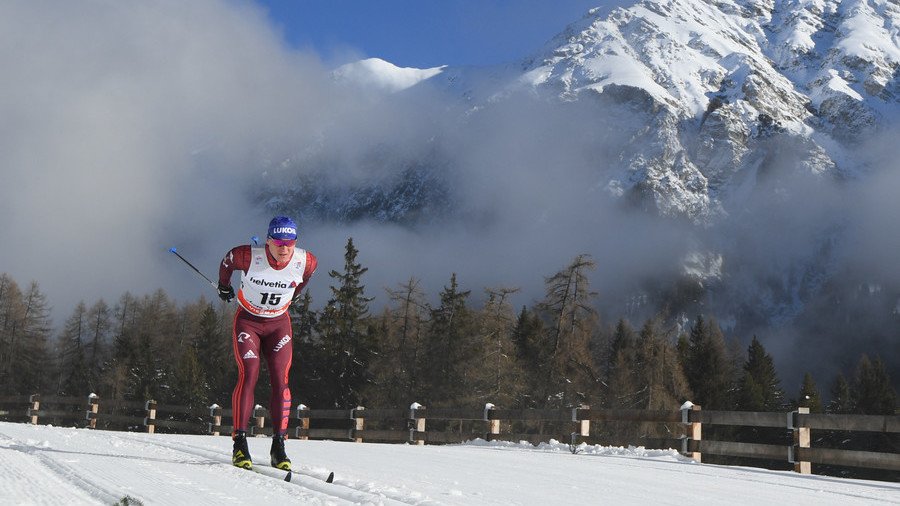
[513,0,897,219]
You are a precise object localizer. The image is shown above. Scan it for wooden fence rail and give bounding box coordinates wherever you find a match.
[1,395,897,476]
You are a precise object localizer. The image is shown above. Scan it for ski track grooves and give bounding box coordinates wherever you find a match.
[120,434,431,505]
[0,430,125,504]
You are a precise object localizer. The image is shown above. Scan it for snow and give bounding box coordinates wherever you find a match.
[332,58,445,93]
[835,0,900,62]
[1,422,897,505]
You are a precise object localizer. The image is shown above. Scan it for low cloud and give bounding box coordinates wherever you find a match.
[0,1,896,391]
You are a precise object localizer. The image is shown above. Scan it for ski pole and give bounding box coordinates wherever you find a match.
[168,247,218,289]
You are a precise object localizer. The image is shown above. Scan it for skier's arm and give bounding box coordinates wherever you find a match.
[291,251,318,302]
[219,245,251,288]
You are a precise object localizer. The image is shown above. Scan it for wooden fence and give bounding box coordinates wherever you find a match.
[2,395,897,477]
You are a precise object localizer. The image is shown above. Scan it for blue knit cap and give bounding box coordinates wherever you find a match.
[267,216,297,240]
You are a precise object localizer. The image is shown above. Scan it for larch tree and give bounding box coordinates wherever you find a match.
[535,254,600,407]
[15,281,53,395]
[472,286,522,407]
[0,274,24,395]
[372,277,428,407]
[85,299,113,394]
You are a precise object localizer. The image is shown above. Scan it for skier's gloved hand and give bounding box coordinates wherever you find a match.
[217,283,235,302]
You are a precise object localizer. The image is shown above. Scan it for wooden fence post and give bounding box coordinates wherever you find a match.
[28,394,40,425]
[681,401,702,462]
[484,403,500,441]
[144,400,157,434]
[208,404,222,436]
[295,404,310,440]
[409,402,425,445]
[791,407,811,474]
[352,406,365,443]
[86,393,99,429]
[572,405,590,446]
[252,404,266,436]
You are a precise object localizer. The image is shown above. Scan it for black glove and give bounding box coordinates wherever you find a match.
[217,283,235,302]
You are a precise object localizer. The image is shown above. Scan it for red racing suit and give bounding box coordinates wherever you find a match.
[219,244,317,436]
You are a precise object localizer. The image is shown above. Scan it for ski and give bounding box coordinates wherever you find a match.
[237,464,292,482]
[285,467,334,483]
[239,464,333,484]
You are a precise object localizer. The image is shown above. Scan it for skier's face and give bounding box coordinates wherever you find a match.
[266,238,295,264]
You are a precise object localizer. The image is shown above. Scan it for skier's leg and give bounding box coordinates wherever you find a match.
[261,316,293,436]
[261,315,293,469]
[231,312,262,436]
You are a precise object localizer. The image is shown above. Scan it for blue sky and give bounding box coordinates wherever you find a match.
[252,0,601,68]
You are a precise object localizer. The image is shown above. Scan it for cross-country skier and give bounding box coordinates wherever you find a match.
[217,216,317,470]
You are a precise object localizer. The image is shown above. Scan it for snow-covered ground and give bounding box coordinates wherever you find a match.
[0,421,896,505]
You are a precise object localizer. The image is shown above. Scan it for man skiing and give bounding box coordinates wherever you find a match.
[217,216,317,470]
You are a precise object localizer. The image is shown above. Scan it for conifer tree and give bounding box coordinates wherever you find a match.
[289,290,324,406]
[172,344,207,407]
[736,336,784,411]
[828,373,853,414]
[116,290,178,401]
[190,301,232,403]
[853,354,898,415]
[473,287,522,407]
[421,273,477,405]
[85,299,113,393]
[797,372,824,413]
[370,278,427,407]
[676,333,690,371]
[316,237,375,407]
[606,319,639,408]
[632,318,691,409]
[684,315,733,409]
[56,302,91,396]
[0,274,24,395]
[511,305,544,407]
[106,292,138,402]
[535,255,600,407]
[15,281,53,395]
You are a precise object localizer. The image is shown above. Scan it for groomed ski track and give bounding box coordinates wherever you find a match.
[0,422,418,505]
[0,422,897,505]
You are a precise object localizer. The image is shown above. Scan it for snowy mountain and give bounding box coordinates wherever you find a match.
[260,0,899,375]
[512,0,898,219]
[272,0,898,225]
[2,422,897,504]
[332,58,445,93]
